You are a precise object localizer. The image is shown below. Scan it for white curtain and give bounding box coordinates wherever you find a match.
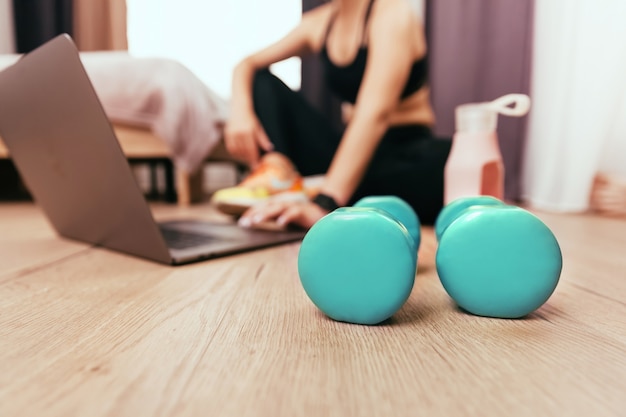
[0,0,15,53]
[522,0,626,212]
[126,0,301,99]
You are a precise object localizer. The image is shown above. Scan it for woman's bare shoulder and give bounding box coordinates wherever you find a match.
[302,2,334,25]
[371,0,422,27]
[369,0,426,53]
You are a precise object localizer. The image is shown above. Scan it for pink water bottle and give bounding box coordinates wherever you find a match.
[444,94,531,204]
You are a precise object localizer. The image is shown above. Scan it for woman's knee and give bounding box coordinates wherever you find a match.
[252,69,294,121]
[252,68,282,101]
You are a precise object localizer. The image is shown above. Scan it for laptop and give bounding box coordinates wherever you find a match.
[0,35,305,265]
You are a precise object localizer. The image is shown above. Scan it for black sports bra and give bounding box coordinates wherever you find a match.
[320,0,428,104]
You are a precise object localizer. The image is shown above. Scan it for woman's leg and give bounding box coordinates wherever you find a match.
[252,69,342,176]
[351,126,452,224]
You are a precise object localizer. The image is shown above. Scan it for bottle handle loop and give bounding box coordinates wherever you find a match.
[488,94,531,117]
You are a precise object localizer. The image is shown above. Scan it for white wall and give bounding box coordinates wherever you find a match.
[0,0,16,53]
[127,0,301,99]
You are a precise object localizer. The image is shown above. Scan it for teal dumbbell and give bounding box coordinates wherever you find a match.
[434,195,505,241]
[435,197,563,318]
[354,195,421,250]
[298,196,420,325]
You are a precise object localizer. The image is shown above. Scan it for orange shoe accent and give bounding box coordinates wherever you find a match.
[239,155,303,195]
[211,153,308,216]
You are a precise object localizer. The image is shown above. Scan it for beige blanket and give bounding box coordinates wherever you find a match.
[0,52,229,174]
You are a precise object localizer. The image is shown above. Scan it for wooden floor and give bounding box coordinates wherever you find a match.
[0,202,625,417]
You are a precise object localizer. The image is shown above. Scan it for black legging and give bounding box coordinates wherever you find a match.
[252,69,451,224]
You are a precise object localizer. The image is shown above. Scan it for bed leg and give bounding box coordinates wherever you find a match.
[175,169,204,206]
[163,160,177,203]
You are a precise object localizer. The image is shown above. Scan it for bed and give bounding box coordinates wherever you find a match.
[0,51,242,205]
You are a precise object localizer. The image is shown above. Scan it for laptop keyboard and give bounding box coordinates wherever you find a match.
[160,227,218,250]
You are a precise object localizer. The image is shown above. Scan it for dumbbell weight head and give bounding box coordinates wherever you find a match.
[436,205,562,318]
[354,196,421,250]
[434,195,505,241]
[298,207,417,325]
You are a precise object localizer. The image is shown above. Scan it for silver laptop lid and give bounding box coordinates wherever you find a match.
[0,35,172,264]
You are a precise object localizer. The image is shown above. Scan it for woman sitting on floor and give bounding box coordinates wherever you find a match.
[221,0,451,229]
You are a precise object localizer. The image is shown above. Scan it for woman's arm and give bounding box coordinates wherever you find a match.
[320,0,425,205]
[226,6,331,165]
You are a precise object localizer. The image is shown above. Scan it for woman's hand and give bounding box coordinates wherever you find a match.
[238,199,329,230]
[224,111,274,167]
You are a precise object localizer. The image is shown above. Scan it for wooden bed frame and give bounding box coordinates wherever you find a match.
[0,124,244,206]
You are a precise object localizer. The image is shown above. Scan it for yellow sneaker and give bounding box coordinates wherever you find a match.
[212,153,306,216]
